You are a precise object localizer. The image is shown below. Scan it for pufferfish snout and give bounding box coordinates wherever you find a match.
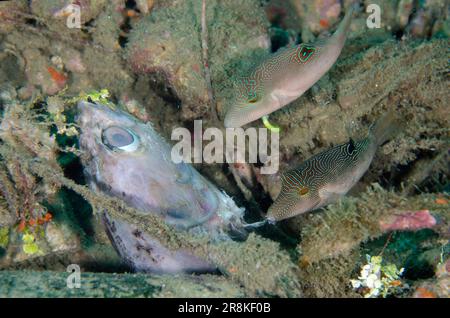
[77,101,247,274]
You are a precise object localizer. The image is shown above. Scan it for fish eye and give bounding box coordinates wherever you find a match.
[101,126,139,152]
[297,45,315,63]
[298,187,309,196]
[248,96,259,104]
[247,92,259,104]
[347,138,356,154]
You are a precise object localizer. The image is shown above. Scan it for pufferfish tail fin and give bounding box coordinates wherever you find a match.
[370,109,403,147]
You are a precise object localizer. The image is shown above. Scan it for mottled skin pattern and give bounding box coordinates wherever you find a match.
[77,101,246,274]
[224,7,354,128]
[267,112,398,221]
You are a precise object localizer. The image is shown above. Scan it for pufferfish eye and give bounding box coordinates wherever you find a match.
[298,187,309,196]
[101,126,139,152]
[248,95,259,104]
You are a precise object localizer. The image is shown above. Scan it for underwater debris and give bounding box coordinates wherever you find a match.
[0,94,298,296]
[25,154,300,296]
[350,254,406,298]
[0,92,87,266]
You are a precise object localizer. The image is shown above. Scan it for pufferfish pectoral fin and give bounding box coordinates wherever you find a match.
[269,87,307,110]
[317,185,346,207]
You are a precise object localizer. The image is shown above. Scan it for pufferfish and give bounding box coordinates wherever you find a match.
[266,111,400,222]
[224,6,354,128]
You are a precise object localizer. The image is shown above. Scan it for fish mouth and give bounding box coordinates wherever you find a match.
[227,220,249,241]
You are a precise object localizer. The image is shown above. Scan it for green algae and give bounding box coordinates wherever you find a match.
[0,227,9,249]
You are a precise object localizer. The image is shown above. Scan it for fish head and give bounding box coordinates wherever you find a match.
[223,76,277,128]
[77,101,163,211]
[266,183,321,222]
[77,101,247,239]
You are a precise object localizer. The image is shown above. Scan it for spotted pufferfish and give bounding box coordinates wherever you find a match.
[266,111,400,222]
[224,6,354,128]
